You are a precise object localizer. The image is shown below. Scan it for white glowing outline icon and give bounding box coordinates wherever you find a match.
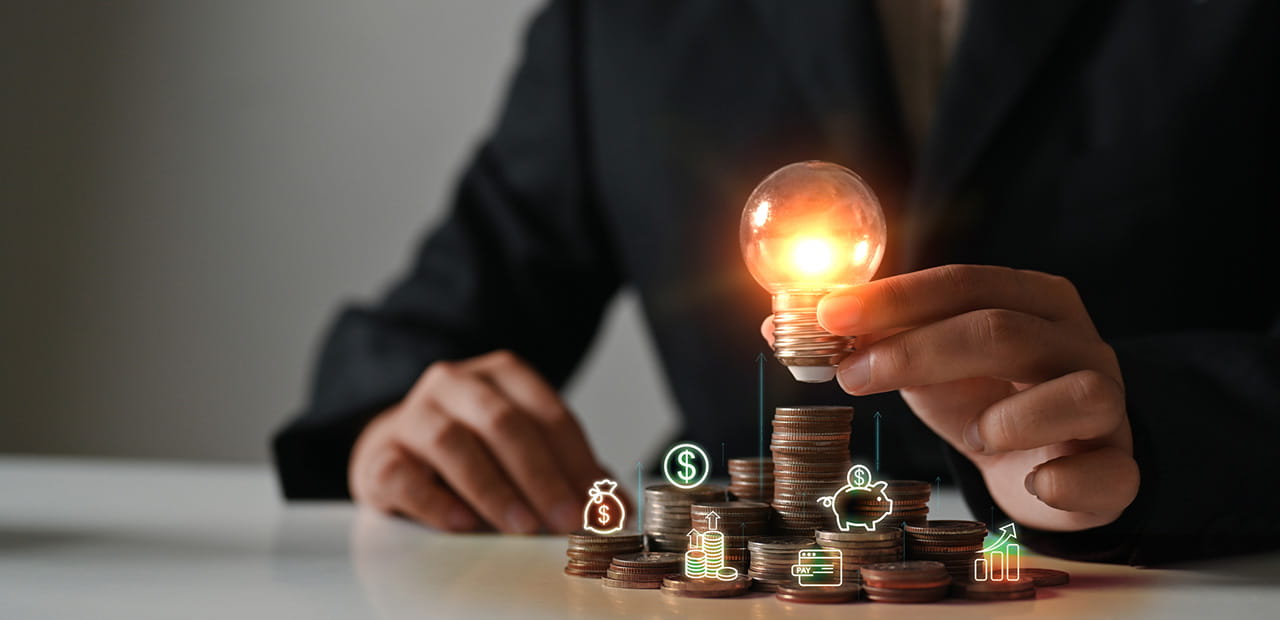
[791,548,843,586]
[582,479,625,535]
[816,464,893,532]
[683,511,740,581]
[662,442,710,489]
[974,522,1021,582]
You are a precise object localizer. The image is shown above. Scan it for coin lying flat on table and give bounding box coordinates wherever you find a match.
[950,576,1036,600]
[660,574,753,598]
[775,583,860,604]
[564,530,645,578]
[1020,568,1070,587]
[859,561,951,603]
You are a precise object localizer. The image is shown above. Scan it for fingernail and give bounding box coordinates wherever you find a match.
[837,354,871,394]
[1024,468,1040,498]
[963,422,986,453]
[817,292,862,333]
[506,505,539,534]
[448,507,476,531]
[552,501,579,533]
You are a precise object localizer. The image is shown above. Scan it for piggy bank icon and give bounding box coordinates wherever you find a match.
[816,464,893,532]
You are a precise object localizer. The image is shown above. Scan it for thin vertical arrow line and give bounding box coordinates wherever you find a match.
[757,352,766,482]
[874,411,882,472]
[636,462,644,538]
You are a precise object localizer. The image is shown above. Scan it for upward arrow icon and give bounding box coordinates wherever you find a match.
[981,522,1018,553]
[707,511,721,531]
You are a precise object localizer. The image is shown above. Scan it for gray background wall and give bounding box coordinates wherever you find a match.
[1,1,677,479]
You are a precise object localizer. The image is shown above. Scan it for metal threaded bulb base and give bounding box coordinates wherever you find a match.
[771,292,854,383]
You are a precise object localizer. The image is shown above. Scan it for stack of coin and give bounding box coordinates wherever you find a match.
[690,501,771,572]
[564,530,645,578]
[727,457,774,502]
[860,561,951,603]
[950,576,1036,601]
[904,520,987,581]
[660,574,753,598]
[868,480,932,529]
[601,552,683,590]
[747,536,816,591]
[643,484,726,551]
[814,529,903,584]
[775,582,861,604]
[771,406,853,535]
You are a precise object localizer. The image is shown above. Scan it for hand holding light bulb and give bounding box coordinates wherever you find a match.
[744,162,1137,533]
[761,265,1139,533]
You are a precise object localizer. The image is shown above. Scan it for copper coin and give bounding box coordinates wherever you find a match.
[775,583,861,604]
[1021,568,1070,587]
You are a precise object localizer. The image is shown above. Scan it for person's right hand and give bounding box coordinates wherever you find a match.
[349,350,613,534]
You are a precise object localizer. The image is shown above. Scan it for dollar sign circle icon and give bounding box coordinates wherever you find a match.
[677,450,696,483]
[851,464,871,487]
[598,504,610,525]
[663,442,710,489]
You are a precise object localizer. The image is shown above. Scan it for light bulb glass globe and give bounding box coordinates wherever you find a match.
[740,161,886,382]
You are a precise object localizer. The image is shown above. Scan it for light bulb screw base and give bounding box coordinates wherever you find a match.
[771,291,854,383]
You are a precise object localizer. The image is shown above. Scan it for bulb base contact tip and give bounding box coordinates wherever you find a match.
[770,292,854,383]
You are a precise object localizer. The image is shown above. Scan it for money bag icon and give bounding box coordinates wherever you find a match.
[583,479,626,534]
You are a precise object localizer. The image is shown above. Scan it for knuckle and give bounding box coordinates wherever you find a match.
[484,349,520,367]
[973,308,1024,348]
[875,336,914,378]
[476,401,523,437]
[938,264,993,300]
[423,360,460,386]
[985,408,1021,450]
[426,418,466,453]
[1069,371,1125,435]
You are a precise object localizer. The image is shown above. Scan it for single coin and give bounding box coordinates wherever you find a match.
[775,583,861,604]
[905,521,988,537]
[1020,568,1070,587]
[660,574,753,598]
[601,576,663,589]
[860,561,950,586]
[950,577,1036,600]
[861,584,949,603]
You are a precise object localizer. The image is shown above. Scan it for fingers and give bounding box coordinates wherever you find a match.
[394,400,541,534]
[422,362,581,533]
[817,265,1088,336]
[964,370,1126,454]
[382,450,481,531]
[466,351,609,494]
[1025,447,1139,515]
[837,309,1107,395]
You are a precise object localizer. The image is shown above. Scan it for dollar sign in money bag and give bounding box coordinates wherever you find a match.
[583,479,626,534]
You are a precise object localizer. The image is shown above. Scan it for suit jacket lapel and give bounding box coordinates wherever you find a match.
[907,0,1088,266]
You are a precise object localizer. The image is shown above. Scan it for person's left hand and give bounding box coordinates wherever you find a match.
[764,265,1139,532]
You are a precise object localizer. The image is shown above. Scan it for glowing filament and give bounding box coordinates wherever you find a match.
[791,238,835,276]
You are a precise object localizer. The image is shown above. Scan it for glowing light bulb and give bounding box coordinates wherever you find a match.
[740,161,886,383]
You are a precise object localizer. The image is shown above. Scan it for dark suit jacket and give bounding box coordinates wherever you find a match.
[273,0,1280,565]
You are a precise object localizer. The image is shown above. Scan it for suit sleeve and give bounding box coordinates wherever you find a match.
[947,322,1280,565]
[272,0,619,499]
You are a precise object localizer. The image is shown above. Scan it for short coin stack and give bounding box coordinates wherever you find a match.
[691,501,771,573]
[775,582,861,604]
[904,520,987,582]
[771,406,853,535]
[951,576,1036,600]
[874,480,932,529]
[746,536,817,591]
[660,574,753,598]
[644,484,726,552]
[727,457,774,503]
[860,561,952,603]
[565,530,645,578]
[815,529,903,585]
[602,552,684,590]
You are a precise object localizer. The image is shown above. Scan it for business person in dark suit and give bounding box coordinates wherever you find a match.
[274,0,1280,564]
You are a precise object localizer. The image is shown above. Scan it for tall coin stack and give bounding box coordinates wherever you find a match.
[904,520,987,582]
[691,501,772,573]
[815,529,903,584]
[564,530,645,578]
[747,536,817,591]
[770,406,853,535]
[727,457,773,503]
[644,484,726,552]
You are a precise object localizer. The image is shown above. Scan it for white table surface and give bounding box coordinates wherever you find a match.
[1,457,1277,619]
